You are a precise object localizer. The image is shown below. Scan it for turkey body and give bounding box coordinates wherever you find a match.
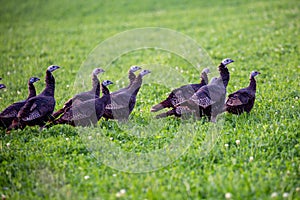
[52,80,113,127]
[52,68,104,119]
[8,65,60,131]
[226,71,260,115]
[176,59,234,122]
[103,69,150,120]
[152,68,210,118]
[0,77,40,128]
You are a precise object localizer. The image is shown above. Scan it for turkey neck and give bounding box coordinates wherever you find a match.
[129,74,143,95]
[27,81,36,99]
[41,70,55,96]
[101,84,110,96]
[200,72,209,85]
[128,71,136,88]
[218,63,230,87]
[91,74,100,96]
[248,76,256,91]
[96,84,110,107]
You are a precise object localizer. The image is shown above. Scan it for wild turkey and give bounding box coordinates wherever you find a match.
[113,65,141,94]
[176,58,234,122]
[52,68,105,119]
[7,65,60,131]
[103,69,151,120]
[0,78,5,89]
[152,68,210,118]
[50,80,113,127]
[225,71,260,114]
[0,77,40,128]
[156,77,218,119]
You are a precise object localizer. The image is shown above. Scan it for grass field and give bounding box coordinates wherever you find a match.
[0,0,300,199]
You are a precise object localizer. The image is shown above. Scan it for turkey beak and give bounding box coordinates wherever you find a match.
[53,66,60,72]
[226,60,234,68]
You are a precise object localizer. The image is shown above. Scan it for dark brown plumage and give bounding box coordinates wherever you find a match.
[50,80,113,127]
[176,58,234,122]
[0,77,40,129]
[52,68,105,119]
[225,71,260,115]
[152,68,210,118]
[103,69,151,120]
[7,65,60,131]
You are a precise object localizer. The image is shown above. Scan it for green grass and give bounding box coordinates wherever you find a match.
[0,0,300,199]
